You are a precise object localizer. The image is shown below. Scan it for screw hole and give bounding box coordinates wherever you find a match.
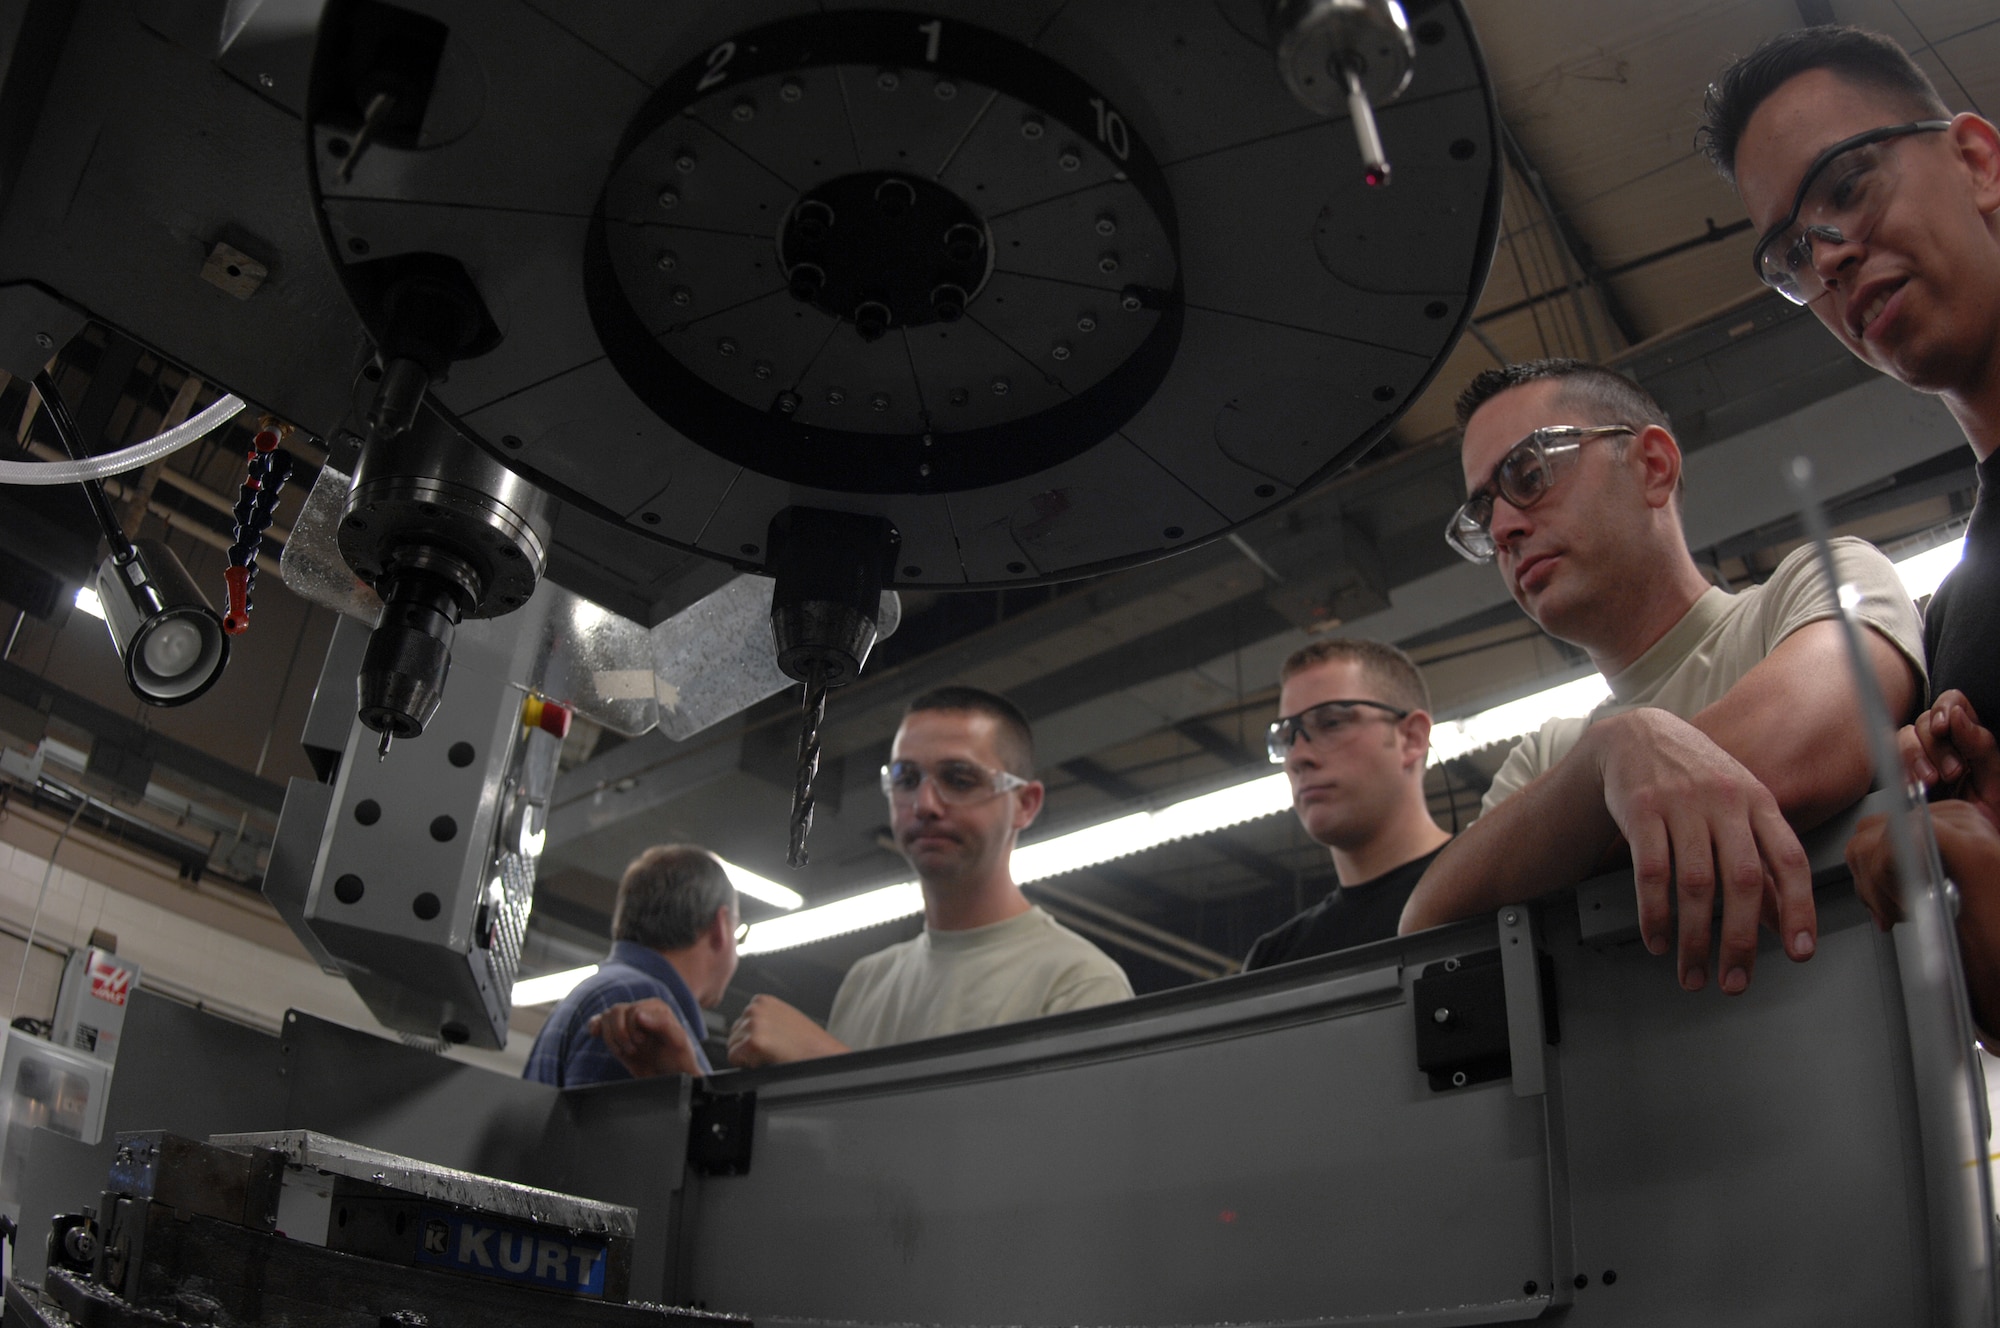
[1373,385,1397,402]
[1523,1281,1538,1297]
[1424,301,1449,319]
[447,742,475,768]
[1450,138,1477,161]
[1574,1274,1589,1290]
[413,892,441,921]
[1006,561,1026,574]
[1254,483,1276,498]
[1163,526,1183,539]
[429,816,457,843]
[1602,1269,1617,1285]
[353,800,380,826]
[334,874,364,904]
[501,434,523,449]
[347,236,369,255]
[740,543,759,556]
[642,511,661,525]
[1416,18,1446,45]
[902,565,921,577]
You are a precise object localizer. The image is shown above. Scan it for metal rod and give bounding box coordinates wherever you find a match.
[34,371,135,566]
[788,662,828,868]
[1343,65,1390,187]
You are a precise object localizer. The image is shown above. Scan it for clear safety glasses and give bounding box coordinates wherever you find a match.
[1751,120,1950,305]
[1445,425,1633,563]
[1266,699,1411,763]
[880,758,1029,805]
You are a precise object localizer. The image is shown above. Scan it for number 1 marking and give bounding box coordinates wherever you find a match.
[918,19,942,62]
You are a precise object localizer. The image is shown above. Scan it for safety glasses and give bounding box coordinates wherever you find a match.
[879,758,1029,805]
[1751,119,1950,305]
[1446,425,1633,563]
[1266,699,1411,763]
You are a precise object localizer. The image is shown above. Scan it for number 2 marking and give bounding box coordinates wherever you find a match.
[1088,96,1130,160]
[917,19,942,63]
[697,40,735,92]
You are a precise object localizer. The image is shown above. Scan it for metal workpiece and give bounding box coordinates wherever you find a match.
[209,1131,637,1238]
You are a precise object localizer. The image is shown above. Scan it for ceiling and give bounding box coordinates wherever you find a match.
[0,0,1990,1038]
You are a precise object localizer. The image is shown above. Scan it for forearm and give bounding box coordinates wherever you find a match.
[1400,737,1619,933]
[1692,626,1916,832]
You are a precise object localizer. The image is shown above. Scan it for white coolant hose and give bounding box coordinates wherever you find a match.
[0,393,247,484]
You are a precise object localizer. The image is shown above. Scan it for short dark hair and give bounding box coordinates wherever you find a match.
[1455,358,1672,434]
[1698,26,1949,184]
[905,685,1035,778]
[1279,638,1431,715]
[612,845,735,951]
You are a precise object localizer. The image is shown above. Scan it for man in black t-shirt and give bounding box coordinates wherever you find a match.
[1245,639,1451,970]
[1705,27,2000,1033]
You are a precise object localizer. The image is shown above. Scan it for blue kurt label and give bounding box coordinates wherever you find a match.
[414,1208,608,1296]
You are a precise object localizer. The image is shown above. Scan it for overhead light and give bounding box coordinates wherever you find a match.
[512,965,598,1007]
[1427,673,1610,766]
[74,586,105,620]
[721,859,803,911]
[1892,535,1962,602]
[93,540,230,706]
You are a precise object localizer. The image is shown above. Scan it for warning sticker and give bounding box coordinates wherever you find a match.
[414,1208,607,1296]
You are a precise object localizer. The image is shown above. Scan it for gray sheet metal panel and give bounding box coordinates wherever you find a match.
[687,941,1562,1325]
[678,866,1982,1325]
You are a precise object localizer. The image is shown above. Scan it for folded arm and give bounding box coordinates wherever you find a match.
[1403,620,1917,992]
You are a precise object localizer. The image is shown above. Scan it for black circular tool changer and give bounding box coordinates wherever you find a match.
[310,2,1500,588]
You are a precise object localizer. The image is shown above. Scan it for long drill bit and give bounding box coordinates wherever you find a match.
[788,661,828,867]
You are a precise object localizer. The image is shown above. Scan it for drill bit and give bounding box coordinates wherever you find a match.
[377,728,393,762]
[787,662,828,868]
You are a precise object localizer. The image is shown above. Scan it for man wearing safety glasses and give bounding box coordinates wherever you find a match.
[594,687,1131,1075]
[1244,639,1451,969]
[1706,26,2000,1031]
[1399,360,1925,998]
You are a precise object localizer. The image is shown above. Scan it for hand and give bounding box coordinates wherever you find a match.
[725,994,847,1068]
[1591,709,1815,995]
[587,999,704,1079]
[1901,691,2000,817]
[1847,799,2000,932]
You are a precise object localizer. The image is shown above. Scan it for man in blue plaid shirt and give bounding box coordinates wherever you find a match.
[522,844,740,1086]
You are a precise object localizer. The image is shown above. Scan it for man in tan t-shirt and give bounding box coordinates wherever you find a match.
[590,686,1131,1076]
[1400,359,1925,998]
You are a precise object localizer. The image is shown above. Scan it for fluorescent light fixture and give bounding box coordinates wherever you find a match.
[74,586,105,620]
[721,859,803,911]
[1427,673,1610,766]
[512,964,598,1007]
[1893,536,1962,602]
[739,881,923,955]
